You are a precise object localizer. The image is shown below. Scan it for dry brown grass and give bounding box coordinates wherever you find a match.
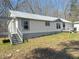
[0,32,79,59]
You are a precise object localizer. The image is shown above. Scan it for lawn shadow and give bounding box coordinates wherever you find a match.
[59,41,79,50]
[58,40,79,59]
[25,48,73,59]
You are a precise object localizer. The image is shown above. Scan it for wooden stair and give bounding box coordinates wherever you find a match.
[11,34,23,44]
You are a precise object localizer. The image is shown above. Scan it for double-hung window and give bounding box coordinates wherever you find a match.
[56,23,61,29]
[45,21,50,26]
[23,20,29,30]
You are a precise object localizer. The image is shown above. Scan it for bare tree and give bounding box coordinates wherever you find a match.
[62,0,71,20]
[0,0,13,16]
[69,0,79,22]
[15,0,56,16]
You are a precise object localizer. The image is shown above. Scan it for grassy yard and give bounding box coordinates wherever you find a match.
[0,32,79,59]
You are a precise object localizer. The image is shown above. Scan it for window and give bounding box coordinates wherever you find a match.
[63,23,65,29]
[23,21,29,30]
[56,23,61,29]
[45,21,50,26]
[63,23,65,28]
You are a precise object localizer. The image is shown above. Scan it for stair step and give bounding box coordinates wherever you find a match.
[10,34,23,44]
[12,39,22,44]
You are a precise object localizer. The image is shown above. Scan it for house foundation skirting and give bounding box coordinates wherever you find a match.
[23,31,62,39]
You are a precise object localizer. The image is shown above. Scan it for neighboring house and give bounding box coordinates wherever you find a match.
[0,10,73,44]
[74,21,79,31]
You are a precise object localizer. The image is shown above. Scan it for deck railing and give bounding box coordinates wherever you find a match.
[17,28,23,42]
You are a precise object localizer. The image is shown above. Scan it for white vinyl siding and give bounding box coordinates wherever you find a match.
[63,23,72,31]
[74,23,79,31]
[8,18,73,34]
[20,19,63,34]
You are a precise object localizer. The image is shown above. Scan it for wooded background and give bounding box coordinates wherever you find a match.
[0,0,79,32]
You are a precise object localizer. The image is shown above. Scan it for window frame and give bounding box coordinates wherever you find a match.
[23,20,29,30]
[45,21,50,26]
[63,23,65,28]
[56,23,61,29]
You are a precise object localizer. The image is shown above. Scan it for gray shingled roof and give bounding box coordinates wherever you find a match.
[9,10,71,23]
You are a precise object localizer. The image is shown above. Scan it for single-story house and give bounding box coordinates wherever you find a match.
[74,21,79,31]
[0,10,73,44]
[8,10,73,44]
